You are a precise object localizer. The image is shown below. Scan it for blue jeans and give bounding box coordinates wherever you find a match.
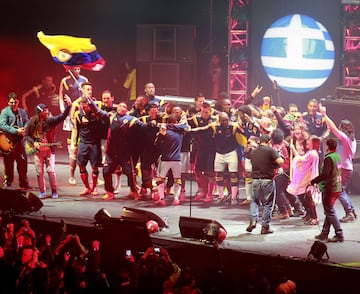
[321,191,343,237]
[250,179,275,228]
[338,168,354,215]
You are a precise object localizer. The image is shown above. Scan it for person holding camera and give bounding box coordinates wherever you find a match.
[135,246,181,293]
[15,219,36,247]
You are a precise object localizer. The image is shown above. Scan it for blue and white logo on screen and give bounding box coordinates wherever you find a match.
[261,14,335,93]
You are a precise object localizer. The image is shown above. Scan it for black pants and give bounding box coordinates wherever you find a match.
[103,155,136,193]
[2,143,28,187]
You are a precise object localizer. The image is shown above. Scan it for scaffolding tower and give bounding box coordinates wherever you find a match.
[228,0,249,107]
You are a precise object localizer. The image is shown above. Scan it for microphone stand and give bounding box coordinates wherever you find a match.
[189,141,193,217]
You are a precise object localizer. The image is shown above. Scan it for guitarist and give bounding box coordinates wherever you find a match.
[0,92,31,190]
[25,96,72,199]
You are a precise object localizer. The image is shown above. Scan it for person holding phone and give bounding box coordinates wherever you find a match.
[136,246,181,293]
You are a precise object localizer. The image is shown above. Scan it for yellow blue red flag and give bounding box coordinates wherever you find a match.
[37,31,105,71]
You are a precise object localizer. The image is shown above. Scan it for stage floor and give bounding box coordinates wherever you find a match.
[2,151,360,270]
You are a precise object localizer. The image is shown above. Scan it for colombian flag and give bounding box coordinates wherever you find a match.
[37,31,105,71]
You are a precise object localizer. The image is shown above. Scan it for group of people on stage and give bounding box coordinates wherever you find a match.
[0,66,357,241]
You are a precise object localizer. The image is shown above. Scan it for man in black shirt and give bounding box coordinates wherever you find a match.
[246,134,284,234]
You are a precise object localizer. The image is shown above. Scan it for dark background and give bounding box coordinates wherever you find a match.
[0,0,228,107]
[0,0,348,112]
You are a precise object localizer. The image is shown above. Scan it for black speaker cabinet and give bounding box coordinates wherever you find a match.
[137,62,195,97]
[323,99,360,139]
[137,24,194,63]
[348,163,360,195]
[121,206,166,228]
[179,216,226,240]
[0,188,43,214]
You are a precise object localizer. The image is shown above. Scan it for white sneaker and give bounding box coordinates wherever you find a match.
[69,177,77,185]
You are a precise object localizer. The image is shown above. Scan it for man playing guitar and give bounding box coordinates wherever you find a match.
[25,96,72,199]
[0,92,31,189]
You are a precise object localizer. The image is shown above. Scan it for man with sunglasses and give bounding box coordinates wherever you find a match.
[0,92,31,189]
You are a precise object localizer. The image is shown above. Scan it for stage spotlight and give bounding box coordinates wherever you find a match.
[94,208,111,225]
[307,241,329,260]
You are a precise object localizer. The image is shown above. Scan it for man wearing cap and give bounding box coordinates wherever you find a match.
[246,134,284,234]
[25,96,72,199]
[0,92,31,189]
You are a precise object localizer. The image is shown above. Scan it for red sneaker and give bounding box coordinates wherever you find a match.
[79,188,91,196]
[155,199,166,206]
[102,192,114,200]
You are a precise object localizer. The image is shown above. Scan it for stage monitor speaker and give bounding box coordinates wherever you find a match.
[0,188,43,214]
[179,216,226,240]
[121,206,166,229]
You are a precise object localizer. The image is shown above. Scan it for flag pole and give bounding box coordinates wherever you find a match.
[67,68,83,91]
[289,137,293,181]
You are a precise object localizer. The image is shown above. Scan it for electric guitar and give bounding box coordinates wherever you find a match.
[0,129,24,155]
[25,141,62,155]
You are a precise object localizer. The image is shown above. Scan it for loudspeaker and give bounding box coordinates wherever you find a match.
[137,24,195,63]
[138,62,195,97]
[176,26,195,63]
[0,188,43,214]
[151,63,179,95]
[179,216,226,240]
[121,206,166,228]
[323,99,360,139]
[348,163,360,194]
[179,63,195,96]
[136,25,154,62]
[154,26,176,61]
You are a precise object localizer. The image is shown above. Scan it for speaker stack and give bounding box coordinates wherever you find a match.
[136,24,196,97]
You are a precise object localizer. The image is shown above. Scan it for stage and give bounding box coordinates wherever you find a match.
[1,150,360,293]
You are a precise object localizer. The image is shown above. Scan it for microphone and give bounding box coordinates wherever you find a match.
[273,80,279,91]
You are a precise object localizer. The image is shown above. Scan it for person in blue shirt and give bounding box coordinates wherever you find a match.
[0,92,31,189]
